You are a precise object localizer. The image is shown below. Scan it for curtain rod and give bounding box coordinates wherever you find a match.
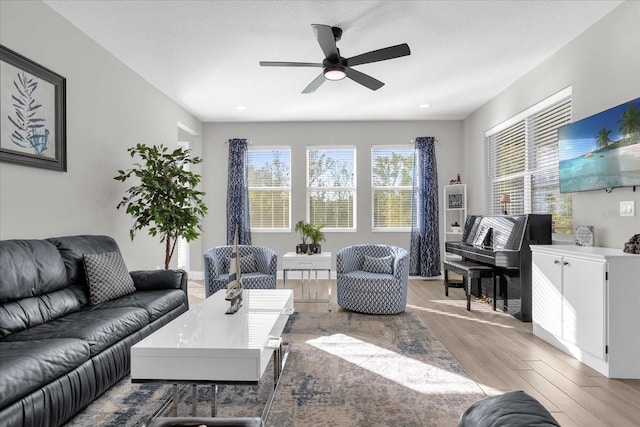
[224,139,253,144]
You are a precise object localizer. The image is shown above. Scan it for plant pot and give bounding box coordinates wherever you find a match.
[309,244,321,254]
[296,244,309,254]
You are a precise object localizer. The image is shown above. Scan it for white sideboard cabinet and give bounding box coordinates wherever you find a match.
[530,245,640,378]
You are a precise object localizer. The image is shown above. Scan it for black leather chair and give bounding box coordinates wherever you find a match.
[458,391,560,426]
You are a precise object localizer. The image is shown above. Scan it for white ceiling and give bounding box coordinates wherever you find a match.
[44,0,622,123]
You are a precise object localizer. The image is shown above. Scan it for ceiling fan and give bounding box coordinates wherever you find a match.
[259,24,410,94]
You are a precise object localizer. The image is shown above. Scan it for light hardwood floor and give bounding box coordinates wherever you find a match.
[188,279,640,426]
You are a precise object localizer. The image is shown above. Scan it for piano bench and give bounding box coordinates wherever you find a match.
[444,260,498,311]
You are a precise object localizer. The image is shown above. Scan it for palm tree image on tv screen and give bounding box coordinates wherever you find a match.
[559,98,640,193]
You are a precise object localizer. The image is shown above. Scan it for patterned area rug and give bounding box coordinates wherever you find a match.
[65,312,485,426]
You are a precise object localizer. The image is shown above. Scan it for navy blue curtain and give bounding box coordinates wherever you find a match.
[410,136,441,276]
[226,138,251,245]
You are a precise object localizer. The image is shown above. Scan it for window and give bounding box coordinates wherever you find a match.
[307,147,356,230]
[247,148,291,231]
[486,88,573,235]
[371,145,415,230]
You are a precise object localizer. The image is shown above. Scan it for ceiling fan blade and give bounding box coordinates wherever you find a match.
[346,43,411,67]
[312,24,339,60]
[302,73,326,94]
[259,61,323,67]
[345,67,384,91]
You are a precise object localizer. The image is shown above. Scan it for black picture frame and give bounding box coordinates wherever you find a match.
[1,45,67,171]
[448,194,463,209]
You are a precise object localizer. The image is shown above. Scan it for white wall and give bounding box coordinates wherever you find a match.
[201,121,463,270]
[0,1,204,270]
[463,0,640,248]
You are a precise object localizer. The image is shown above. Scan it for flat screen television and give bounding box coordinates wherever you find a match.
[558,97,640,193]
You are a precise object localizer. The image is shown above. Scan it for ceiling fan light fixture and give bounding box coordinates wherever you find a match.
[323,66,346,81]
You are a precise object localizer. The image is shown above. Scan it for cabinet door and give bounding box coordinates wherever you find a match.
[532,252,563,336]
[562,257,606,359]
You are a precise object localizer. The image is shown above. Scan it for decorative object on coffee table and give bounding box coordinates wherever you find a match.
[225,226,243,314]
[114,143,207,269]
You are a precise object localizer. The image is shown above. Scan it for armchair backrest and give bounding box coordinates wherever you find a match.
[337,244,408,279]
[203,245,277,276]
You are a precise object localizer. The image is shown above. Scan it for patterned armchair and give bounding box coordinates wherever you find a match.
[336,244,410,314]
[203,245,277,297]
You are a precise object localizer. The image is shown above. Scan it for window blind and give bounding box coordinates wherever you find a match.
[247,148,291,230]
[487,93,572,234]
[371,146,415,230]
[307,147,356,230]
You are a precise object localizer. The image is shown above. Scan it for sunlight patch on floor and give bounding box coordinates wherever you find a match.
[406,304,514,329]
[306,333,485,395]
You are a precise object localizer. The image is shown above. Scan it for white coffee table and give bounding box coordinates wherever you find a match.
[130,289,294,420]
[282,251,332,311]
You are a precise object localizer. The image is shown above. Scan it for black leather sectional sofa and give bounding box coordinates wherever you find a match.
[0,235,189,427]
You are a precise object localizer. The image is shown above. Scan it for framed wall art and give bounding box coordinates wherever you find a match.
[448,193,463,209]
[1,45,67,171]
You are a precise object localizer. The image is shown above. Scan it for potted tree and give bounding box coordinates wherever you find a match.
[114,143,208,269]
[308,224,326,254]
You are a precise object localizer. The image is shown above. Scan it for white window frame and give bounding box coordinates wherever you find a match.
[485,86,573,237]
[306,146,357,232]
[247,146,291,233]
[370,145,415,232]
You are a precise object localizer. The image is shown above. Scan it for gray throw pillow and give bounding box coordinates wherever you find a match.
[83,251,136,305]
[362,255,393,274]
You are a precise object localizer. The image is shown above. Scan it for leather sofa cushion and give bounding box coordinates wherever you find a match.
[0,288,82,339]
[85,289,186,322]
[0,338,89,408]
[0,239,69,301]
[0,240,81,338]
[3,307,149,356]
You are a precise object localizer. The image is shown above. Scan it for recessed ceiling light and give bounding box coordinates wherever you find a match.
[235,105,247,110]
[418,103,430,109]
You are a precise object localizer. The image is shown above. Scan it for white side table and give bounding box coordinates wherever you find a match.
[282,252,332,311]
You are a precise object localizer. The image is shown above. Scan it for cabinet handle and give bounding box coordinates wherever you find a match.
[563,261,569,266]
[554,259,560,264]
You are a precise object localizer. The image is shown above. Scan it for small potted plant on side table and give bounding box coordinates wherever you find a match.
[308,224,326,254]
[294,220,313,254]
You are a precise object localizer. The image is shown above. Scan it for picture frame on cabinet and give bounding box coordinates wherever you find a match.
[575,225,594,247]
